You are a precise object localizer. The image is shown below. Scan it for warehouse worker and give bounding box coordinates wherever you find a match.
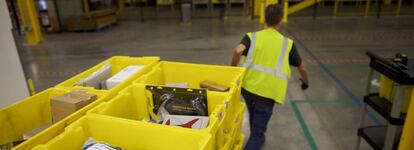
[230,4,309,150]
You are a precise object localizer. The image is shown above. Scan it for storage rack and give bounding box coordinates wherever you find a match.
[356,52,414,150]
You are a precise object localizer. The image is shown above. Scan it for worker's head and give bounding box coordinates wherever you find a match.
[265,4,283,29]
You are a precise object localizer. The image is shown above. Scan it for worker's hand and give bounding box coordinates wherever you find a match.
[300,78,309,90]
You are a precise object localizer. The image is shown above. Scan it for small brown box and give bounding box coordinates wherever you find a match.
[50,90,97,122]
[200,80,230,92]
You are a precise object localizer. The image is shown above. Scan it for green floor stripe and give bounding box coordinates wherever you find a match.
[293,99,353,104]
[289,99,353,150]
[307,63,367,68]
[290,101,318,150]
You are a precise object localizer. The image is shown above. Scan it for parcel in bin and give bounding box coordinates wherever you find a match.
[50,90,97,122]
[200,80,229,92]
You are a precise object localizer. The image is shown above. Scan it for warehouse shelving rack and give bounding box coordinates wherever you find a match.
[356,52,414,150]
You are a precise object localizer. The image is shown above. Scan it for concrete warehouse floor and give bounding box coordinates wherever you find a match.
[16,7,414,150]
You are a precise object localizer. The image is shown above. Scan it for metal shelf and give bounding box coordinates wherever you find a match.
[356,52,413,150]
[364,93,405,125]
[357,126,401,150]
[367,52,414,85]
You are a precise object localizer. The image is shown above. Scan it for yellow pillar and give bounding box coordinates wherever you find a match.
[282,0,288,23]
[254,0,261,17]
[118,0,125,12]
[83,0,90,13]
[17,0,42,45]
[396,0,402,16]
[399,90,414,150]
[27,78,36,95]
[259,0,278,23]
[333,0,339,18]
[259,0,266,23]
[365,0,371,17]
[287,0,318,15]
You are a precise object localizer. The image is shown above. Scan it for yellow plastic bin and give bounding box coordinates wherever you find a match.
[226,102,245,138]
[0,88,107,149]
[134,62,244,120]
[132,61,245,149]
[55,56,160,97]
[32,114,213,150]
[223,91,245,130]
[88,84,229,150]
[133,61,245,89]
[233,134,245,150]
[221,102,245,150]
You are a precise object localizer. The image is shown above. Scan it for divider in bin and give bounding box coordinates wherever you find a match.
[88,84,229,150]
[135,63,244,128]
[224,102,245,135]
[32,114,213,150]
[55,56,160,97]
[5,88,108,150]
[133,61,245,92]
[223,87,243,125]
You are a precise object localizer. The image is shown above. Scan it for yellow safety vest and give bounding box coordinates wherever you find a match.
[242,28,293,104]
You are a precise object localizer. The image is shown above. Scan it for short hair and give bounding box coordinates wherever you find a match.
[265,4,283,26]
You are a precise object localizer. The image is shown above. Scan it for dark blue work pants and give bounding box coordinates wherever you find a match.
[242,88,275,150]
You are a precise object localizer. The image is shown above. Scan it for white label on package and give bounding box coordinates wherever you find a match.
[106,65,144,89]
[166,82,188,88]
[162,115,209,129]
[86,143,117,150]
[76,64,111,86]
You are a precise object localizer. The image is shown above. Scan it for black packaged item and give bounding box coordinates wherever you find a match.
[146,86,208,117]
[82,138,122,150]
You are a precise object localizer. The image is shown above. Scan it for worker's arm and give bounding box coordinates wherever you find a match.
[289,44,309,90]
[297,62,309,90]
[231,44,247,66]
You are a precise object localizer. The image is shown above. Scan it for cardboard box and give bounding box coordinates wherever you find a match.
[162,115,209,129]
[81,8,117,19]
[66,8,118,32]
[105,65,144,89]
[51,90,97,122]
[200,80,229,92]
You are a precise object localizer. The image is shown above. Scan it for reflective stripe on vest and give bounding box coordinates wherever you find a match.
[242,32,289,80]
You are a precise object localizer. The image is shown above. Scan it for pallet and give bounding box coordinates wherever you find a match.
[72,23,116,33]
[67,9,118,32]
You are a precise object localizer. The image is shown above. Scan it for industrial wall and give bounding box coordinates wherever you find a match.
[0,0,30,108]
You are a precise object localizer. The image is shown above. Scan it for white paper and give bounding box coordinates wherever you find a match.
[86,143,117,150]
[106,65,144,89]
[162,115,209,129]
